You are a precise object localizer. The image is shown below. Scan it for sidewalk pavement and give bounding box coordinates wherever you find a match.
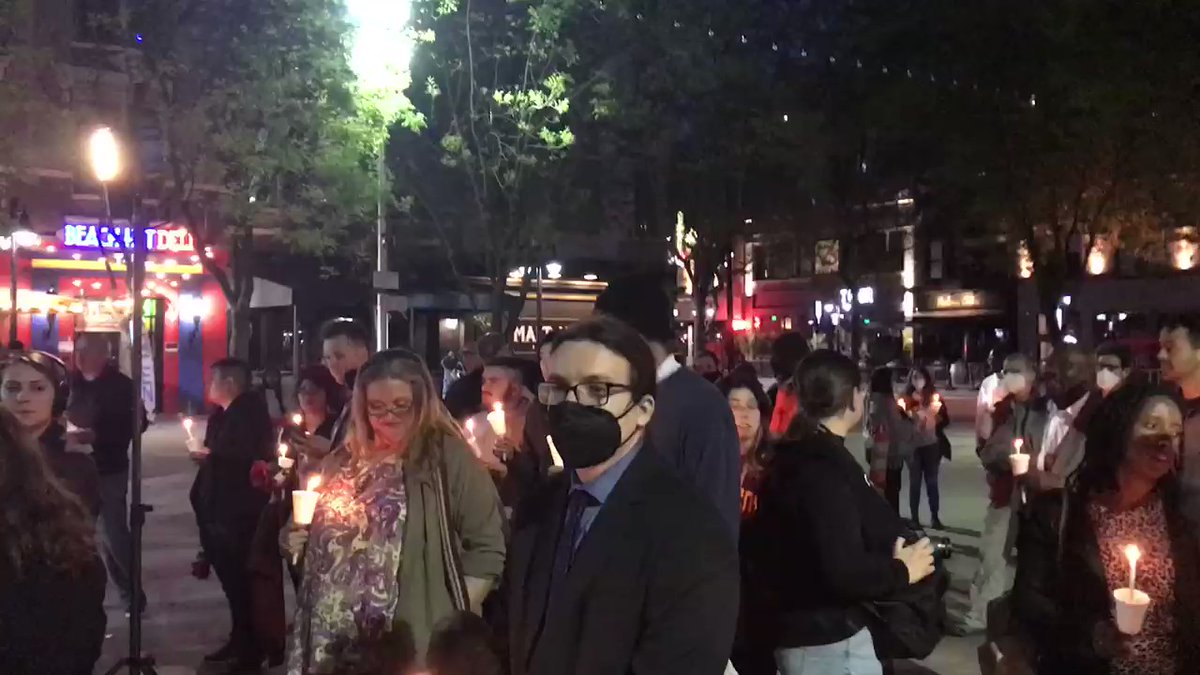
[96,422,992,674]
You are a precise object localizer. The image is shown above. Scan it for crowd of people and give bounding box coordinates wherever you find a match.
[4,285,1200,674]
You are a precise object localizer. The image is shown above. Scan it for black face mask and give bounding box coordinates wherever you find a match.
[547,401,639,469]
[701,371,721,383]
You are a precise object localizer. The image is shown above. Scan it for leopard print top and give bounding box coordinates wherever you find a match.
[1088,496,1176,675]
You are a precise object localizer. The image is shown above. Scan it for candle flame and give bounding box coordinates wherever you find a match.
[492,402,503,413]
[932,393,941,404]
[465,418,475,433]
[306,475,322,491]
[278,443,288,457]
[1125,544,1141,565]
[897,398,906,411]
[1014,438,1025,453]
[183,417,193,430]
[291,413,303,426]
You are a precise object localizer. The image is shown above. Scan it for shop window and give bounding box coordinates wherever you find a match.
[930,239,944,280]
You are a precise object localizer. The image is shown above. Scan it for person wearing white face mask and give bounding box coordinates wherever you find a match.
[949,353,1048,636]
[1096,342,1133,395]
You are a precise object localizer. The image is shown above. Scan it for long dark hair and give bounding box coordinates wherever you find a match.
[785,350,861,439]
[905,366,936,406]
[295,364,345,415]
[1077,382,1183,496]
[719,371,773,481]
[0,408,96,579]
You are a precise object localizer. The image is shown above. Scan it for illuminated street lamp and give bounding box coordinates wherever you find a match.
[347,0,413,351]
[88,126,122,182]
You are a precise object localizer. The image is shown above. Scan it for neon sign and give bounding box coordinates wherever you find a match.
[62,224,196,254]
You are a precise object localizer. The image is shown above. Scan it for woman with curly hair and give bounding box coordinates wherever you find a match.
[0,407,107,674]
[1013,383,1200,674]
[282,349,505,673]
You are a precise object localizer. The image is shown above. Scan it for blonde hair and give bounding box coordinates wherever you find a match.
[347,350,465,466]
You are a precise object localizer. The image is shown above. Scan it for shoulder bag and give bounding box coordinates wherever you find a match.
[432,449,469,612]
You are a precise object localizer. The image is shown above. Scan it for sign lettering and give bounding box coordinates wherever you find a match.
[62,224,196,254]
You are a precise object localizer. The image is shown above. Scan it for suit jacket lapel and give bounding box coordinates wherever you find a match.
[531,449,658,671]
[517,482,569,670]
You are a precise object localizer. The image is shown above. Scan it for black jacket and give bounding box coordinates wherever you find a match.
[66,366,137,476]
[444,368,484,420]
[0,554,107,674]
[193,391,274,526]
[40,424,101,516]
[750,428,910,648]
[1012,483,1200,674]
[505,445,739,675]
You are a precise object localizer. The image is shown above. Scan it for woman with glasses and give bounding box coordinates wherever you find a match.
[282,350,506,673]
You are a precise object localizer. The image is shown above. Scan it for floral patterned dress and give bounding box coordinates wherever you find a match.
[1088,496,1177,675]
[287,454,408,675]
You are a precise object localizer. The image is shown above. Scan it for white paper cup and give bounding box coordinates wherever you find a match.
[1113,588,1151,634]
[1010,453,1031,476]
[292,490,321,526]
[278,456,295,470]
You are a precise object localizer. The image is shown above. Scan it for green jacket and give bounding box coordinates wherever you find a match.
[393,432,507,663]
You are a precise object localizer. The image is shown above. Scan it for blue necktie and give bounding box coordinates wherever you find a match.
[549,489,596,595]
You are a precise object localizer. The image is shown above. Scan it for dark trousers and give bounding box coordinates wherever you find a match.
[908,443,942,521]
[207,517,262,660]
[884,466,903,513]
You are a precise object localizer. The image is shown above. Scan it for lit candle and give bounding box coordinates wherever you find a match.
[547,434,565,473]
[1010,437,1030,476]
[487,402,507,436]
[464,418,481,458]
[1125,544,1141,591]
[277,443,295,470]
[897,398,907,412]
[932,393,942,410]
[183,417,195,441]
[292,475,323,526]
[291,412,304,430]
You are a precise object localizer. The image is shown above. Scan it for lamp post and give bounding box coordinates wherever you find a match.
[6,223,39,345]
[88,127,157,675]
[347,0,413,350]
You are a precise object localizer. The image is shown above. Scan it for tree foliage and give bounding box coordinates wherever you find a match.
[125,0,376,356]
[395,0,586,334]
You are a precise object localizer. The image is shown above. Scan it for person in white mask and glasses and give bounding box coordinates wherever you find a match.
[1095,342,1134,396]
[950,353,1047,636]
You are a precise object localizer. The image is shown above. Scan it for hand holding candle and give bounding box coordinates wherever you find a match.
[292,475,323,526]
[277,443,295,470]
[1010,437,1030,476]
[487,403,507,437]
[931,393,943,413]
[1113,543,1151,634]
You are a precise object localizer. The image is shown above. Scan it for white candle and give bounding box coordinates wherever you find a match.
[1125,544,1141,591]
[465,418,481,458]
[1013,438,1025,455]
[277,443,294,470]
[292,475,323,525]
[897,397,906,412]
[547,434,564,472]
[487,403,507,436]
[183,417,195,441]
[931,393,942,411]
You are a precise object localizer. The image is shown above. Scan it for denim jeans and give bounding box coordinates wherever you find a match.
[97,469,137,603]
[908,443,942,522]
[775,627,882,675]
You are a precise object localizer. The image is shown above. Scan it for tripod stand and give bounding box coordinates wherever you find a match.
[103,215,158,675]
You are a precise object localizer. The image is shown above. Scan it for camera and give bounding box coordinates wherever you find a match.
[906,527,954,561]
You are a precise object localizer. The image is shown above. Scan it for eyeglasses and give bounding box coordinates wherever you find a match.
[366,401,414,418]
[538,381,633,407]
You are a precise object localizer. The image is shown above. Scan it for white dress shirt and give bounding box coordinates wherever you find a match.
[1038,392,1090,471]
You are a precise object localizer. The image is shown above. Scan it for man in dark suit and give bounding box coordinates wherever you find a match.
[194,358,274,671]
[594,275,741,537]
[506,316,738,675]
